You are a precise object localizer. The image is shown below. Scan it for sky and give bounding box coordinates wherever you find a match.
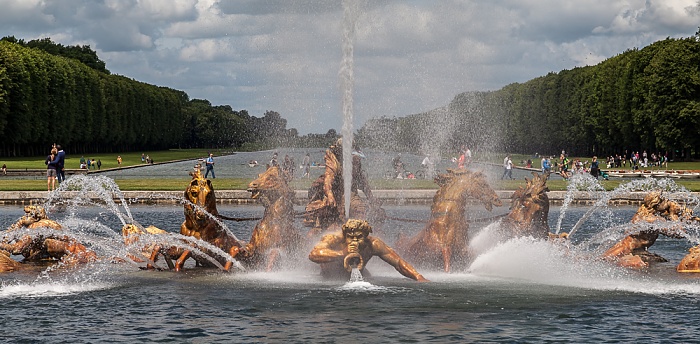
[1,0,699,135]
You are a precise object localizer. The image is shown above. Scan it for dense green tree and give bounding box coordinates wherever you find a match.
[358,34,700,159]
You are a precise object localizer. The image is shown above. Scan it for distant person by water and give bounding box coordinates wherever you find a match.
[205,153,216,179]
[501,155,513,180]
[302,153,311,178]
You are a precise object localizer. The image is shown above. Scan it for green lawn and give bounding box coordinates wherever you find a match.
[0,148,220,170]
[2,149,700,191]
[3,174,700,192]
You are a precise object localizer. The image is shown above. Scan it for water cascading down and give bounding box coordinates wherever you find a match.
[340,0,361,218]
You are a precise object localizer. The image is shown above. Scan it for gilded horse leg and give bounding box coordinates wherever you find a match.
[265,249,281,272]
[442,246,451,273]
[175,249,191,272]
[146,245,175,270]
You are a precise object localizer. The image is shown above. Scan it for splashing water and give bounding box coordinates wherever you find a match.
[45,175,135,226]
[0,175,247,279]
[340,0,363,218]
[337,267,390,291]
[349,267,363,282]
[556,175,700,239]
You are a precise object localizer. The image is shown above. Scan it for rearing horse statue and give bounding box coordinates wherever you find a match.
[242,165,302,271]
[176,169,244,271]
[500,172,551,239]
[396,169,503,273]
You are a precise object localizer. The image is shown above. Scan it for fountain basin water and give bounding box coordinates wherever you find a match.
[1,202,700,342]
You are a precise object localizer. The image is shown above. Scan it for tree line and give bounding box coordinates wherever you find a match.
[357,33,700,160]
[0,37,338,157]
[6,34,696,159]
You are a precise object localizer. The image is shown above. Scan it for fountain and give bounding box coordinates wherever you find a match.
[3,5,700,343]
[1,164,700,341]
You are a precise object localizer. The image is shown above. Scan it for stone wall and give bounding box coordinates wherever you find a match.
[0,190,672,206]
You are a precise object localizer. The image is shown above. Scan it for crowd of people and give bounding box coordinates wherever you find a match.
[603,150,669,170]
[79,156,101,170]
[26,144,675,193]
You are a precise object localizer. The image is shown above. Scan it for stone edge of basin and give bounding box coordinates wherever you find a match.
[0,190,674,206]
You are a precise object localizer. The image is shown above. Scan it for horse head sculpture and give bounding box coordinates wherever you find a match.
[244,165,301,271]
[501,172,551,238]
[178,170,242,271]
[183,170,219,232]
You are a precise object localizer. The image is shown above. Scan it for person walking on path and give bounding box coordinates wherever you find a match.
[501,155,513,180]
[302,153,311,178]
[205,153,216,179]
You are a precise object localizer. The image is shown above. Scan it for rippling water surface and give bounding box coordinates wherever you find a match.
[1,204,699,343]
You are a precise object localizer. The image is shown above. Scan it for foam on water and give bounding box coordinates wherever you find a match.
[336,280,385,292]
[0,280,113,299]
[467,235,700,295]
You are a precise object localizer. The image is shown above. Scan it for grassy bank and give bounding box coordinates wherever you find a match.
[0,149,221,170]
[2,148,700,191]
[3,175,700,192]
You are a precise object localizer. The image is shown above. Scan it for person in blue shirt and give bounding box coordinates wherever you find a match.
[541,156,550,173]
[205,153,216,179]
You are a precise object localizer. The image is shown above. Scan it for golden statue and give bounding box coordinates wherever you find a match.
[677,245,700,272]
[0,250,21,272]
[304,139,384,234]
[176,170,244,271]
[603,191,698,268]
[241,165,302,271]
[501,172,551,238]
[308,219,428,281]
[395,169,502,273]
[0,205,96,269]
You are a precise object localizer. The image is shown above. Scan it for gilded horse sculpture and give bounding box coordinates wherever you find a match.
[0,205,96,272]
[396,169,503,273]
[500,172,552,239]
[242,165,302,271]
[176,169,244,271]
[602,191,700,268]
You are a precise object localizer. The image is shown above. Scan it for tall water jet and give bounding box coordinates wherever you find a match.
[340,0,362,218]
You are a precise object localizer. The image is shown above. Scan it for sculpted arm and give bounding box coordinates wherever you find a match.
[372,238,428,282]
[308,234,345,264]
